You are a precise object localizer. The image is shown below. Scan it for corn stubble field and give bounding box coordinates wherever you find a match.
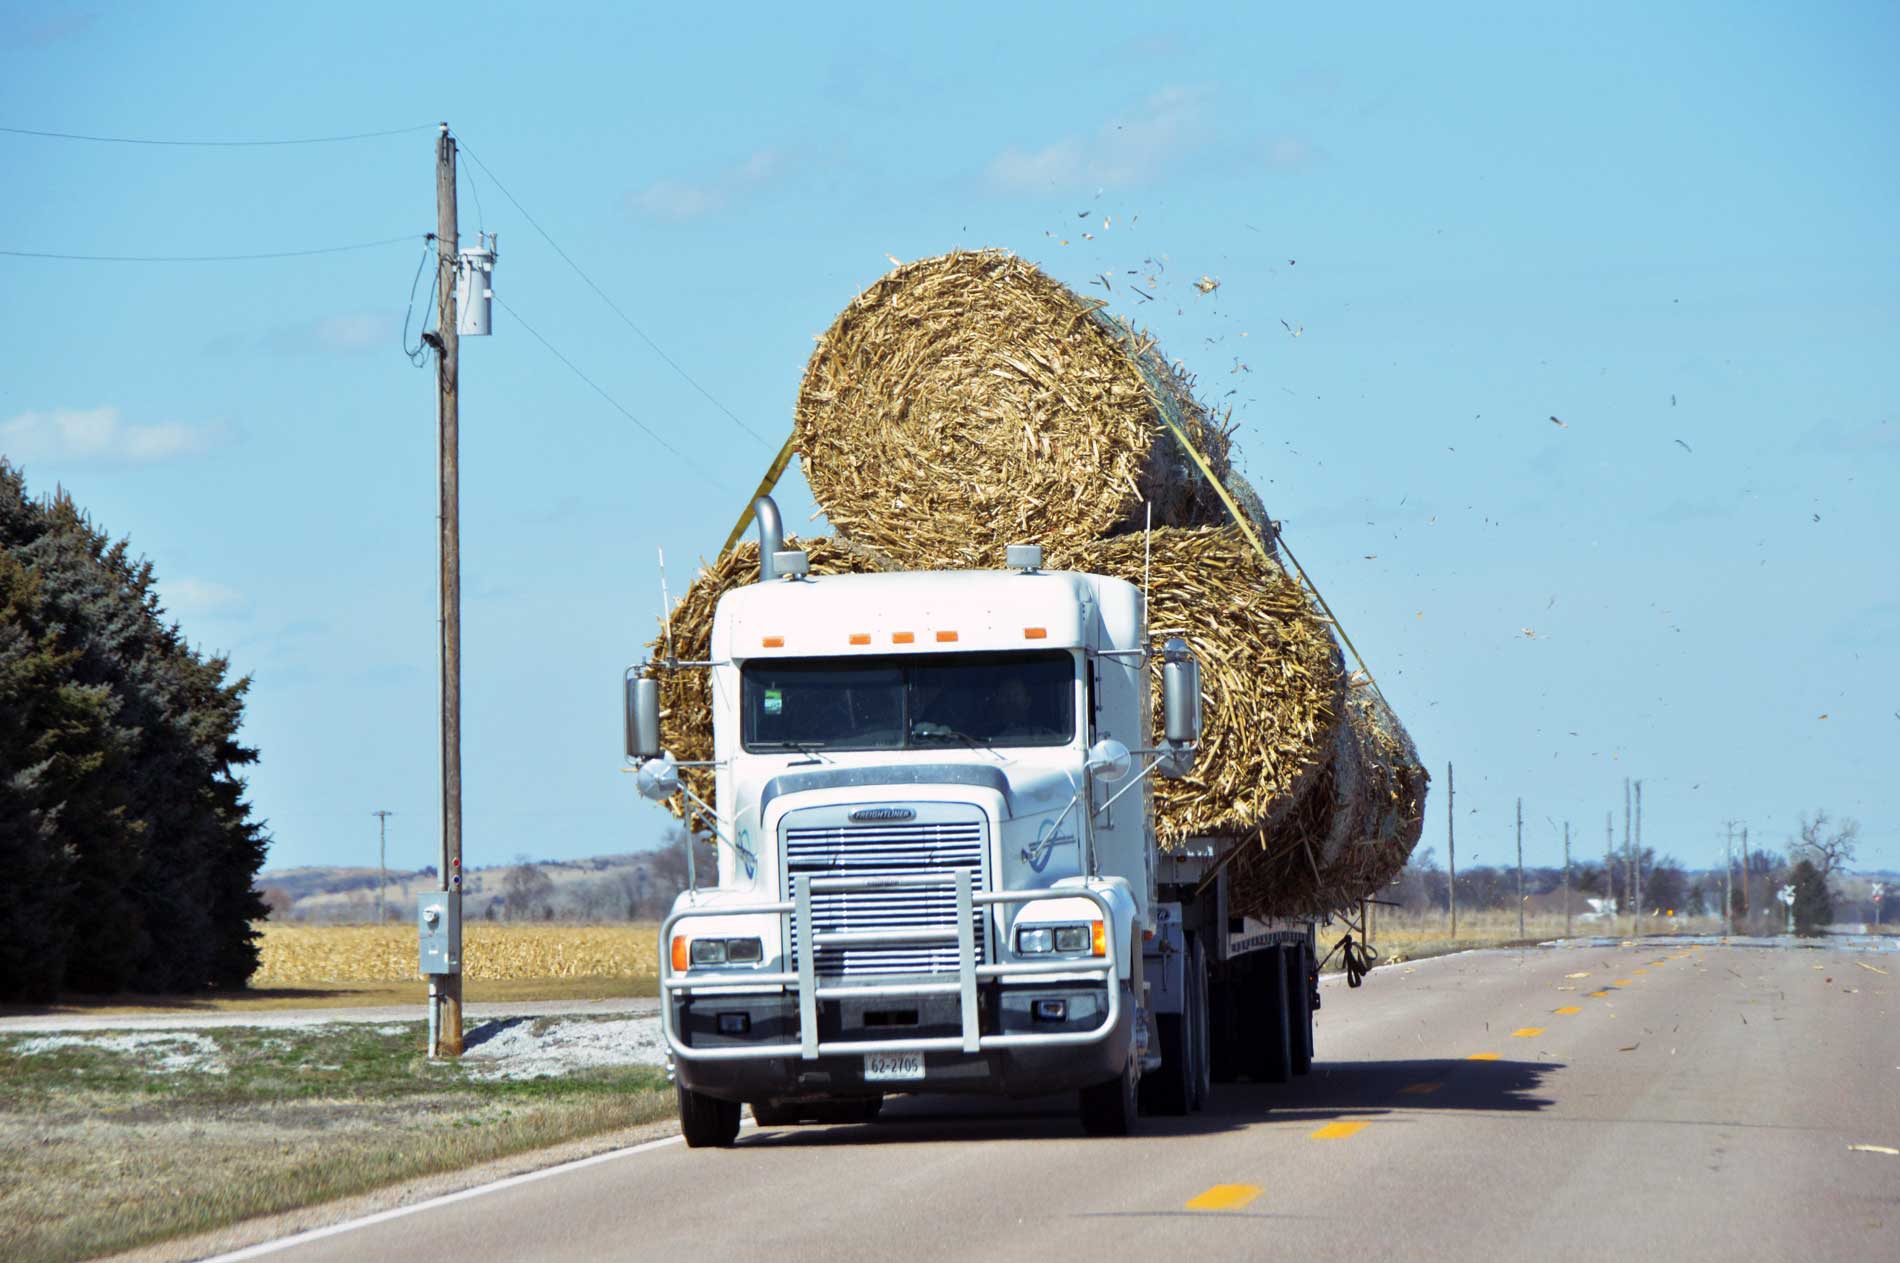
[251,922,662,988]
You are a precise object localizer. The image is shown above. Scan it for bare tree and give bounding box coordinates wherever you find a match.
[501,857,555,922]
[1793,811,1858,883]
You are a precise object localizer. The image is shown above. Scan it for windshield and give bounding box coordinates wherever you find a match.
[741,651,1077,752]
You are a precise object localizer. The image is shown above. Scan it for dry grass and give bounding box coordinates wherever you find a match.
[250,923,661,989]
[1360,910,1727,963]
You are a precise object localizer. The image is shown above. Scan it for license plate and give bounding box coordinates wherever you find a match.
[863,1052,925,1082]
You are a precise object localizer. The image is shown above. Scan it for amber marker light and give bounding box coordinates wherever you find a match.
[1091,921,1107,957]
[671,936,689,972]
[848,633,871,645]
[936,630,959,643]
[761,636,784,648]
[1024,627,1048,640]
[892,632,915,644]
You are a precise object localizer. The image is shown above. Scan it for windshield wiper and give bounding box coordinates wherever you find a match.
[753,739,831,764]
[911,725,1006,761]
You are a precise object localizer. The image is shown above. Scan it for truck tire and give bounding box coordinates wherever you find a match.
[678,1083,742,1148]
[1287,943,1314,1076]
[1187,934,1212,1110]
[1251,945,1294,1085]
[1080,986,1140,1136]
[1139,1013,1191,1115]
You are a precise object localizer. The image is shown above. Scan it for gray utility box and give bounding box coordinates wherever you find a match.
[418,892,462,976]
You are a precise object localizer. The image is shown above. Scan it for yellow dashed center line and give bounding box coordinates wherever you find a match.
[1311,1121,1368,1140]
[1587,990,1611,998]
[1186,1184,1263,1211]
[1614,979,1634,986]
[1512,1027,1545,1038]
[1467,1052,1500,1061]
[1632,968,1647,975]
[1553,1006,1582,1015]
[1399,1082,1443,1095]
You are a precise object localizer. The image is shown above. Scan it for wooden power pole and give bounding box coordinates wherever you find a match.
[1605,812,1615,928]
[1515,796,1525,940]
[1446,762,1456,939]
[434,122,464,1057]
[1633,780,1644,936]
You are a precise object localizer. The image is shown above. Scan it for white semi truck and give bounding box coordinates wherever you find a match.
[626,497,1323,1146]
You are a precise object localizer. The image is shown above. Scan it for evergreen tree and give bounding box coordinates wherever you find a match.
[1790,859,1831,937]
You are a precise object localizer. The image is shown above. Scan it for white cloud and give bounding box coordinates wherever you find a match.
[629,149,789,223]
[0,406,215,466]
[984,87,1211,192]
[163,577,250,620]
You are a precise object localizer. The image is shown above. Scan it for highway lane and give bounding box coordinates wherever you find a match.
[218,940,1898,1262]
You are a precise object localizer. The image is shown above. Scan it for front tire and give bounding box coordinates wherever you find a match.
[1080,987,1141,1136]
[678,1083,741,1148]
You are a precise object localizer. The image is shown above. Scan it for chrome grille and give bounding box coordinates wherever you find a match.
[783,815,988,976]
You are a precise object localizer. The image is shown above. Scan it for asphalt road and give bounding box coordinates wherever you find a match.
[214,939,1898,1262]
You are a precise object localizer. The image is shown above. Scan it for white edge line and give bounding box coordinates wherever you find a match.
[197,1132,688,1261]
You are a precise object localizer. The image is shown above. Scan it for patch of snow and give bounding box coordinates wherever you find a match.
[461,1016,669,1080]
[13,1030,228,1074]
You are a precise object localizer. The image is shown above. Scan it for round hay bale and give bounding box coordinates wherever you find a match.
[795,250,1259,571]
[1225,690,1428,918]
[1074,526,1344,848]
[643,537,886,822]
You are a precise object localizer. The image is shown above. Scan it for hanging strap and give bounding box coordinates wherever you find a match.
[717,432,799,558]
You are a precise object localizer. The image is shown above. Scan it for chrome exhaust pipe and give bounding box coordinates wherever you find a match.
[752,495,784,584]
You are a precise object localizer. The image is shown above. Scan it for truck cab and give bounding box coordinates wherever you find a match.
[626,509,1204,1145]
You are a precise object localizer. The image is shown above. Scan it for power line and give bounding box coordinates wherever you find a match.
[0,234,424,263]
[0,122,435,147]
[453,136,766,444]
[494,294,724,484]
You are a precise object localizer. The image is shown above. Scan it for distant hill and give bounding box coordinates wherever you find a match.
[255,849,696,923]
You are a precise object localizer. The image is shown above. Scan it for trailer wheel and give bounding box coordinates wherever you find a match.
[678,1083,742,1148]
[1250,945,1294,1085]
[1139,1013,1191,1115]
[1287,943,1314,1076]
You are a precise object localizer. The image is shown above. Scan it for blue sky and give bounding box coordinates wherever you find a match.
[3,2,1895,877]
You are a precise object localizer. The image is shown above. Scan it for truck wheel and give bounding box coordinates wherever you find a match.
[1250,946,1294,1085]
[1080,987,1140,1136]
[1287,943,1313,1076]
[1187,934,1212,1110]
[749,1100,802,1127]
[677,1082,742,1148]
[1138,1014,1190,1115]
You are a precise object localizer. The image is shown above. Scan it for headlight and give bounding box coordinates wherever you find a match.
[686,937,763,968]
[1015,923,1101,956]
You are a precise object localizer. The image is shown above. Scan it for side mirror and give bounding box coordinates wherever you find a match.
[636,753,681,802]
[1085,737,1131,781]
[625,674,662,761]
[1161,638,1202,745]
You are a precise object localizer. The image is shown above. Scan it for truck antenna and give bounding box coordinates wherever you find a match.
[658,547,675,662]
[1142,500,1153,622]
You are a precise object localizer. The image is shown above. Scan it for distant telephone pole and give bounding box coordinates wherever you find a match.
[1446,762,1456,938]
[1605,812,1615,927]
[1623,778,1633,936]
[372,810,394,925]
[1562,820,1572,939]
[433,122,464,1057]
[1723,821,1736,937]
[1633,780,1644,937]
[1515,796,1525,940]
[1740,825,1751,923]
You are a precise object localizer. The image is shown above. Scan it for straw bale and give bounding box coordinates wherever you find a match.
[1074,527,1344,849]
[1225,690,1428,919]
[644,537,886,822]
[796,250,1259,571]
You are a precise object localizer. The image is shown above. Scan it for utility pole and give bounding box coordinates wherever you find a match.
[1446,762,1456,938]
[1740,825,1751,925]
[1562,820,1572,939]
[1723,821,1736,937]
[1633,780,1644,937]
[372,810,394,925]
[1623,778,1633,937]
[1605,812,1615,929]
[1515,796,1525,939]
[433,122,465,1057]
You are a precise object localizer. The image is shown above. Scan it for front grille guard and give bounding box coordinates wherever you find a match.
[660,872,1119,1063]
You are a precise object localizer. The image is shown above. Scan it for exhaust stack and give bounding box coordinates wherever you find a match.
[752,495,784,584]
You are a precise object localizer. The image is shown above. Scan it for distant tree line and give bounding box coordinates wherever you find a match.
[1,462,267,1000]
